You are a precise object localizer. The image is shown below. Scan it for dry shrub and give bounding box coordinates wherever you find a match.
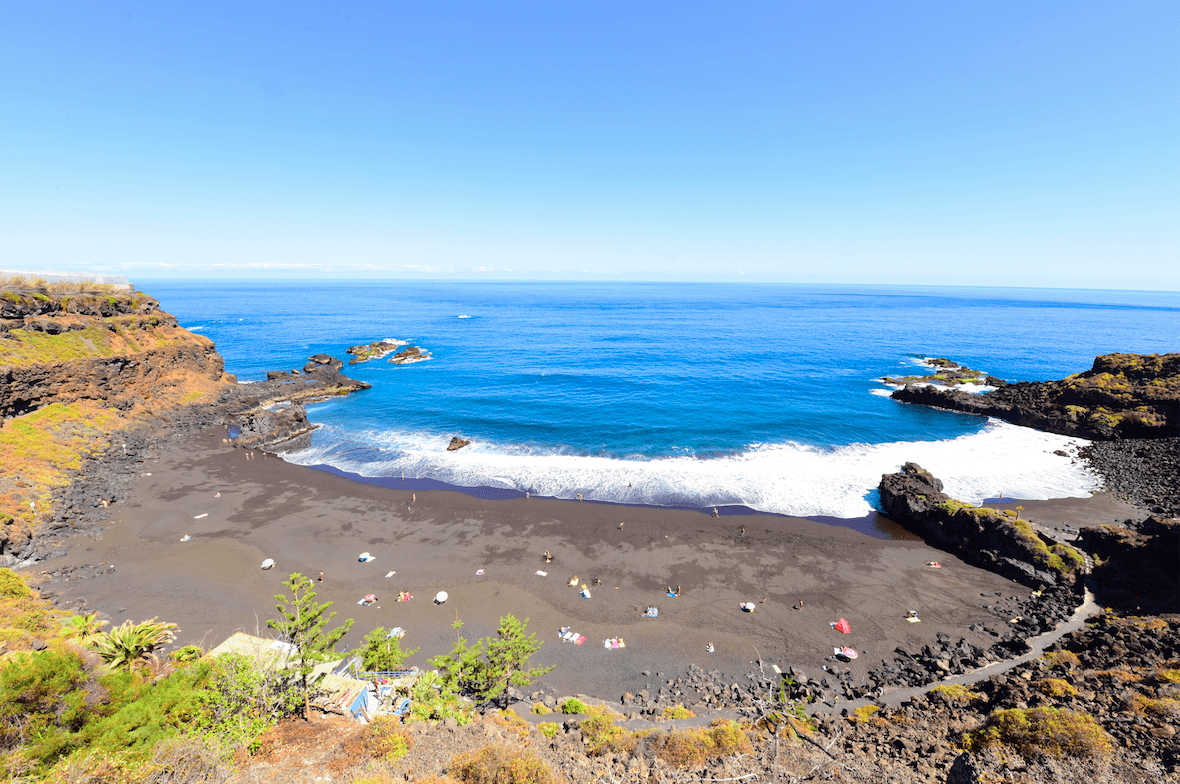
[141,735,230,784]
[963,707,1112,760]
[448,744,560,784]
[652,720,752,769]
[370,715,412,761]
[1130,694,1180,719]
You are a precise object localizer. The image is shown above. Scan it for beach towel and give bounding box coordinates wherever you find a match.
[906,616,921,623]
[535,570,548,577]
[358,553,375,562]
[581,588,591,598]
[832,618,851,634]
[642,607,658,618]
[575,635,586,645]
[180,535,191,542]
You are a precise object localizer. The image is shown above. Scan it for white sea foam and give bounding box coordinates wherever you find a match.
[869,388,894,397]
[282,420,1099,519]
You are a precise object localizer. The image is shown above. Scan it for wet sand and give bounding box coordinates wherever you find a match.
[40,428,1108,700]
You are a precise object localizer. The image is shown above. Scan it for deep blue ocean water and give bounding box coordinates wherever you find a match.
[145,281,1179,518]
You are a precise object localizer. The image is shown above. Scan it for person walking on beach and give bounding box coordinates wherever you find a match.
[712,507,719,517]
[318,571,324,582]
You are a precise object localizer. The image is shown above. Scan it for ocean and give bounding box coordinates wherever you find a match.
[147,281,1179,520]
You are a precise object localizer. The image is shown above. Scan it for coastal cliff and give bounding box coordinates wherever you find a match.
[0,288,228,418]
[878,463,1086,588]
[0,279,368,562]
[892,353,1180,441]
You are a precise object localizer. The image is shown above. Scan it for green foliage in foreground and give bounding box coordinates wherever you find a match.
[0,644,301,779]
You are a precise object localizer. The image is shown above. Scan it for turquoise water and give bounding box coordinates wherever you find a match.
[147,281,1179,518]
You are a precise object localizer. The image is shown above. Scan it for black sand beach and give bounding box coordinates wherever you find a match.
[35,427,1118,701]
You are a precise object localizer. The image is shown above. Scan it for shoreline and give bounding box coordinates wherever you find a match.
[26,422,1140,706]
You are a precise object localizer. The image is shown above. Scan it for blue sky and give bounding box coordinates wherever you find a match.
[1,2,1176,288]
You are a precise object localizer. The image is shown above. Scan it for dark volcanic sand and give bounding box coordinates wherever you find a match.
[40,429,1088,701]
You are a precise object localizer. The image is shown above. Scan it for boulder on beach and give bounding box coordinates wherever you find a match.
[447,436,471,452]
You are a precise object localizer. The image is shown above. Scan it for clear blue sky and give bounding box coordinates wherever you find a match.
[1,2,1176,288]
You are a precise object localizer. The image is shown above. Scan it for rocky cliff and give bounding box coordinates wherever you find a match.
[892,353,1180,441]
[0,288,229,418]
[878,463,1086,588]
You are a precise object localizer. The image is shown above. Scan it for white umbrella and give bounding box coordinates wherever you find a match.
[435,591,448,604]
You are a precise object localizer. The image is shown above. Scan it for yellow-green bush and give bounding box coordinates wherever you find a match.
[448,744,560,784]
[530,703,551,715]
[1038,678,1078,699]
[661,704,696,719]
[559,697,587,714]
[580,706,634,757]
[537,722,559,739]
[931,683,982,704]
[370,715,412,761]
[1043,650,1081,669]
[963,707,1112,759]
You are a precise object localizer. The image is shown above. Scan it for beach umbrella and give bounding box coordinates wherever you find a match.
[833,618,851,634]
[260,558,275,570]
[435,591,448,604]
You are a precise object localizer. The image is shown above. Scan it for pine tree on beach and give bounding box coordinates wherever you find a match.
[270,572,354,719]
[482,614,554,709]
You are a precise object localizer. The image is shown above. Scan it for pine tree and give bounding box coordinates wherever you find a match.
[360,628,419,672]
[481,615,554,708]
[269,572,354,719]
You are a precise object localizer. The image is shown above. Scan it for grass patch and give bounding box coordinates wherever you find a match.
[530,702,551,715]
[537,722,559,739]
[963,707,1112,760]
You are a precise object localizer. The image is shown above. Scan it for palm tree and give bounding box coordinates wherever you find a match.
[92,617,178,671]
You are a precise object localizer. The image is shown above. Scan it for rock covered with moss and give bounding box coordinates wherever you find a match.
[878,463,1085,588]
[892,353,1180,441]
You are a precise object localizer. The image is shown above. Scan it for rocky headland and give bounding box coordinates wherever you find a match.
[891,352,1180,442]
[879,463,1087,589]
